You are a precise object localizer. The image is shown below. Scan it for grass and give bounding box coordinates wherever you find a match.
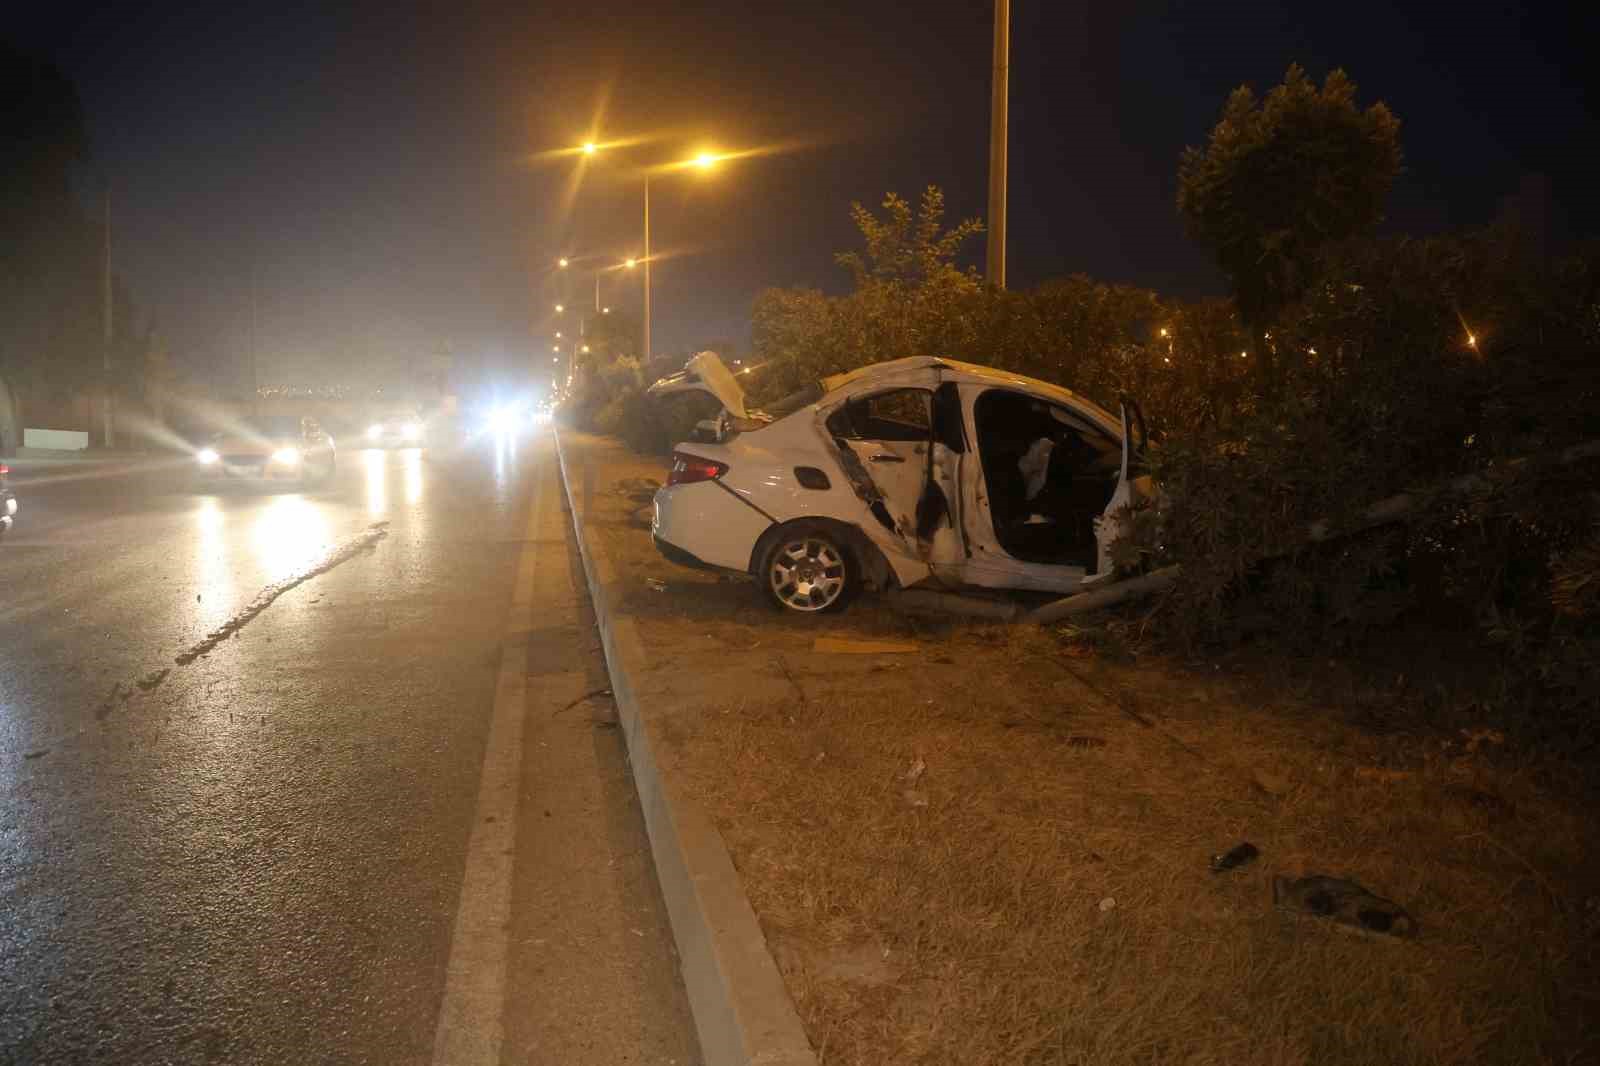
[575,432,1596,1065]
[672,625,1595,1066]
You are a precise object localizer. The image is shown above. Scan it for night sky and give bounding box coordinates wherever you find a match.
[12,1,1598,389]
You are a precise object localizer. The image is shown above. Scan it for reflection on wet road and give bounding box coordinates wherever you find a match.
[0,433,675,1064]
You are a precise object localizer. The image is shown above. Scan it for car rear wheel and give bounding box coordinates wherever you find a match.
[758,522,857,614]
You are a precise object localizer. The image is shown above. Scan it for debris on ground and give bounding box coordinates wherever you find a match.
[1098,897,1117,912]
[1273,874,1416,938]
[904,757,926,783]
[1063,735,1108,750]
[612,477,661,500]
[903,789,929,808]
[1355,767,1413,783]
[645,578,667,592]
[1210,841,1260,873]
[812,637,919,654]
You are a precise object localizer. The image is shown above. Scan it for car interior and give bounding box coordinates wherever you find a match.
[974,389,1122,568]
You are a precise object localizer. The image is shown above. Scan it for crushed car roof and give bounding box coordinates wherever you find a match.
[820,356,1122,433]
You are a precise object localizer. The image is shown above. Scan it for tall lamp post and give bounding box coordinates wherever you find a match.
[573,144,722,362]
[987,0,1010,289]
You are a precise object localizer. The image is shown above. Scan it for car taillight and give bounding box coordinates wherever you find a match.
[0,464,8,476]
[667,451,727,486]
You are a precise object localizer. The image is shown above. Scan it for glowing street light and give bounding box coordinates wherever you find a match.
[558,256,570,268]
[554,303,564,313]
[555,331,562,338]
[602,306,610,314]
[571,140,733,360]
[624,258,636,269]
[581,344,590,353]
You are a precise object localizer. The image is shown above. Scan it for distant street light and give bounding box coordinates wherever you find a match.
[554,303,564,313]
[558,257,570,268]
[555,331,562,338]
[571,143,731,361]
[625,258,636,269]
[602,306,610,314]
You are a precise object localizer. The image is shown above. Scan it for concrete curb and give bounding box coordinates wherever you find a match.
[553,429,816,1066]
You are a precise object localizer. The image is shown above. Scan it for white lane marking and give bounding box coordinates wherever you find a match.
[431,465,545,1066]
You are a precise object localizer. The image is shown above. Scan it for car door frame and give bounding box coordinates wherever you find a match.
[952,381,1134,594]
[812,368,966,577]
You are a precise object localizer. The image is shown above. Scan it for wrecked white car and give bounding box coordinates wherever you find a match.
[647,352,1153,613]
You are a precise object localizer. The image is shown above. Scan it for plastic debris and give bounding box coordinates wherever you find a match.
[645,578,667,592]
[1098,897,1117,912]
[812,637,919,654]
[1273,875,1416,938]
[905,757,926,783]
[1210,841,1260,873]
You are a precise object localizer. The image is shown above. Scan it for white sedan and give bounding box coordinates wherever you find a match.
[647,352,1153,613]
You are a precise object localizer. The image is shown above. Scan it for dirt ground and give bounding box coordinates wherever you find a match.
[566,433,1599,1066]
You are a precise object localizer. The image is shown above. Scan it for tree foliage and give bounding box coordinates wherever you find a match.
[1178,65,1402,329]
[835,186,984,292]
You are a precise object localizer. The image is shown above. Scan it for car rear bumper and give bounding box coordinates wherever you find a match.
[651,480,773,573]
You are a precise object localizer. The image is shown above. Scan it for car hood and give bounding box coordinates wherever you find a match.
[210,436,298,455]
[647,351,749,419]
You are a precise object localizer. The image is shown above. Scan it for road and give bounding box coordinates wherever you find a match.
[0,434,700,1065]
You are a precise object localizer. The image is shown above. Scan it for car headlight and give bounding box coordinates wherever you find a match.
[197,448,219,465]
[271,447,301,465]
[486,408,516,434]
[402,422,422,440]
[367,424,384,441]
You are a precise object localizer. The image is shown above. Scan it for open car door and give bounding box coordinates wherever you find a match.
[1087,398,1154,585]
[817,381,965,574]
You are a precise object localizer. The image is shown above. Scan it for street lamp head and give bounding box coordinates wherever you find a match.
[558,257,569,268]
[694,152,717,170]
[602,306,610,314]
[554,303,564,313]
[581,344,590,353]
[555,331,561,338]
[625,258,636,269]
[582,142,597,155]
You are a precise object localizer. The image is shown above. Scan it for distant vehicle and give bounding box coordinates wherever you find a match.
[362,411,427,448]
[0,461,14,539]
[195,415,337,484]
[647,353,1153,613]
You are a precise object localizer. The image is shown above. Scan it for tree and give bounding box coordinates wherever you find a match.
[835,186,984,293]
[1178,65,1402,331]
[0,41,94,450]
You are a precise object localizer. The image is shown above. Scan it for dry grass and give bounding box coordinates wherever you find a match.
[672,625,1596,1066]
[572,433,1598,1065]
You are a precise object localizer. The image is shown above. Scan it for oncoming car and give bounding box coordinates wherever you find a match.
[647,352,1153,613]
[195,415,337,484]
[363,413,427,448]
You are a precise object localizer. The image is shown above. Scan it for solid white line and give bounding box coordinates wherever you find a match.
[430,464,545,1066]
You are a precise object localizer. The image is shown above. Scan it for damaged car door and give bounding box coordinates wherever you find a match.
[819,385,965,573]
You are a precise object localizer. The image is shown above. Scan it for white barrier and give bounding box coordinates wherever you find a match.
[23,428,90,451]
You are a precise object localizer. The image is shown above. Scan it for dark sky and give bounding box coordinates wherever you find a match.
[13,1,1598,389]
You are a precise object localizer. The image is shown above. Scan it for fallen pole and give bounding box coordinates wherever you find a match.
[1025,565,1181,625]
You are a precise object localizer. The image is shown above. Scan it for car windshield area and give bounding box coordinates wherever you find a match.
[248,416,303,438]
[975,389,1122,569]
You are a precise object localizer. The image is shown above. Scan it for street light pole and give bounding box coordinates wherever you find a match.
[643,172,652,362]
[102,185,115,447]
[986,0,1010,290]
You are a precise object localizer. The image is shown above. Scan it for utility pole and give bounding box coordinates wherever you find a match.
[643,173,652,362]
[986,0,1011,290]
[249,260,259,414]
[102,185,116,447]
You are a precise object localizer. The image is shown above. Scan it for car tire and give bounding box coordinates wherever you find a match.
[757,521,858,614]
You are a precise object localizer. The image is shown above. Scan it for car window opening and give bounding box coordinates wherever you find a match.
[974,389,1121,568]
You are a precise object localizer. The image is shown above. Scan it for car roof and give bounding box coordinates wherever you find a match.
[819,356,1123,434]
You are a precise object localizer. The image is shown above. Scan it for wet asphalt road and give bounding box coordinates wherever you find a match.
[0,435,698,1064]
